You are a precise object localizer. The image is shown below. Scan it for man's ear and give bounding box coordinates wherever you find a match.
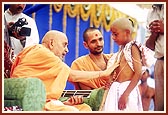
[83,41,88,49]
[125,29,131,35]
[48,39,54,49]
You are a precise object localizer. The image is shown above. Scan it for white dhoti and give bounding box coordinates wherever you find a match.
[102,81,143,112]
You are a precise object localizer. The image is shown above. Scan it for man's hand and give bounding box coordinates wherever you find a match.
[145,19,164,50]
[149,20,164,34]
[11,31,26,41]
[7,22,26,41]
[102,59,120,77]
[63,95,84,105]
[118,94,128,110]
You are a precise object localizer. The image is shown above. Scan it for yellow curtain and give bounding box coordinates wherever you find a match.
[52,4,138,33]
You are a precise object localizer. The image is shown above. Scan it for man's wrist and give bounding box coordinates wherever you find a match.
[150,32,159,40]
[20,36,26,41]
[20,38,26,47]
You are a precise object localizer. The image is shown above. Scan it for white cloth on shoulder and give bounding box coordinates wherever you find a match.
[123,40,153,71]
[107,40,154,72]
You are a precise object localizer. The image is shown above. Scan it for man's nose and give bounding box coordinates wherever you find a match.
[111,35,116,40]
[65,47,69,53]
[97,40,102,46]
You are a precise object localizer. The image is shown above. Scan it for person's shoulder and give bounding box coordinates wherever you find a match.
[130,40,144,52]
[103,53,113,58]
[22,13,31,18]
[131,41,140,51]
[22,13,35,21]
[147,77,155,89]
[71,55,93,67]
[73,55,89,62]
[148,8,154,13]
[34,44,62,60]
[4,9,8,14]
[104,53,113,56]
[146,7,157,18]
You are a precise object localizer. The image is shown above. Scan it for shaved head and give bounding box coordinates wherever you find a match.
[42,30,69,60]
[42,30,67,44]
[111,17,134,33]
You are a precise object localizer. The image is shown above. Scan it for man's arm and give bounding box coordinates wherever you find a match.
[145,20,164,50]
[68,60,119,82]
[145,32,158,51]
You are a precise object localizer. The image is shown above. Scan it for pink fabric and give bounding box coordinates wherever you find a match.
[4,41,14,78]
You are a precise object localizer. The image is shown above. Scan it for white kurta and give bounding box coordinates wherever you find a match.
[4,9,39,56]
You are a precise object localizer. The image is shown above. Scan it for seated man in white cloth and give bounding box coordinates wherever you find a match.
[102,17,152,112]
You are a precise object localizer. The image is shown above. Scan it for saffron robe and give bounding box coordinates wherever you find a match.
[71,54,112,90]
[10,44,91,111]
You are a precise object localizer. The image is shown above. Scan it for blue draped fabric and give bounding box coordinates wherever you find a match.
[34,5,50,42]
[78,19,91,57]
[24,4,46,14]
[4,4,119,89]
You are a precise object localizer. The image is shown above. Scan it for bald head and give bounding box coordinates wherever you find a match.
[42,30,69,60]
[42,30,67,44]
[111,17,134,33]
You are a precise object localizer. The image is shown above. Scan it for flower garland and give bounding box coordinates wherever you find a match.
[52,4,137,32]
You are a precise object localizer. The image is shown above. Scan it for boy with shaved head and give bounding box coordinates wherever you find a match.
[10,30,119,111]
[102,17,151,111]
